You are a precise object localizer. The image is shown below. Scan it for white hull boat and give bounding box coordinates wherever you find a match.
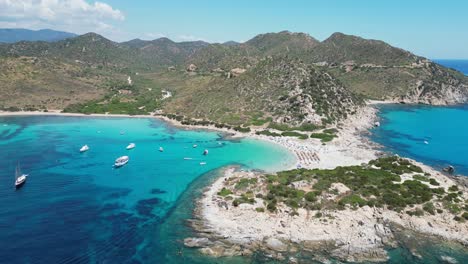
[15,163,28,189]
[126,143,136,150]
[115,156,129,167]
[80,145,89,152]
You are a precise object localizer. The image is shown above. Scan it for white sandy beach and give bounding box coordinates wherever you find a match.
[185,104,468,262]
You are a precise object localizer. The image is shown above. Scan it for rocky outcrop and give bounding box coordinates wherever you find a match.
[397,63,468,105]
[228,67,246,78]
[186,63,197,72]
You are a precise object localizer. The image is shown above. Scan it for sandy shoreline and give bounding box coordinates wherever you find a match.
[182,105,468,262]
[0,108,378,171]
[3,107,468,262]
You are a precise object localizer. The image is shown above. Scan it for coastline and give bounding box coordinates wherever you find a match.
[2,106,468,262]
[181,105,468,263]
[0,108,378,171]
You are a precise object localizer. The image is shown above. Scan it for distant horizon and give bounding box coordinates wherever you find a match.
[2,27,468,60]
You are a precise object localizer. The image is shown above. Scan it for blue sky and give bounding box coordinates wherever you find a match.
[1,0,467,58]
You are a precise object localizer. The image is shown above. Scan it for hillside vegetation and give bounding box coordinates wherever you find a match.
[1,31,467,127]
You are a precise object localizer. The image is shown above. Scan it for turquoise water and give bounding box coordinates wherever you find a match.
[372,104,468,176]
[1,114,467,263]
[0,116,295,263]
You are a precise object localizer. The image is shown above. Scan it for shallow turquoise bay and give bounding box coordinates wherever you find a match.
[0,116,295,263]
[1,113,467,263]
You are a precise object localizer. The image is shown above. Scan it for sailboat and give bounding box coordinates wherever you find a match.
[203,149,209,155]
[15,162,28,189]
[159,147,164,152]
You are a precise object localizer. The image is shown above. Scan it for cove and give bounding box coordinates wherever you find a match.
[0,115,295,263]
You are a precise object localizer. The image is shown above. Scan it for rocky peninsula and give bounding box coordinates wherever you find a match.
[184,105,468,263]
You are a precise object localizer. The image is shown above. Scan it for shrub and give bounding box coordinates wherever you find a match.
[429,178,440,186]
[305,192,317,202]
[423,202,435,215]
[255,207,265,213]
[255,130,281,137]
[310,133,336,142]
[233,126,251,133]
[281,131,308,140]
[462,212,468,220]
[218,188,232,197]
[267,201,277,212]
[340,194,367,208]
[413,174,429,182]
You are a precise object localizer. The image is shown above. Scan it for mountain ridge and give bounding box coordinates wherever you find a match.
[1,30,467,127]
[0,28,77,43]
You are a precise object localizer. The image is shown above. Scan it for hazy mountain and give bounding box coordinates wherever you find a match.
[0,28,77,43]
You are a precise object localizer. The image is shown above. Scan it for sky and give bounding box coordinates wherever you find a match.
[0,0,467,59]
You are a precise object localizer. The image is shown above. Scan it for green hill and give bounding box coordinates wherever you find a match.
[1,31,467,127]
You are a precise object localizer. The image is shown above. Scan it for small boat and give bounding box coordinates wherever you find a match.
[120,131,125,135]
[80,145,89,152]
[200,162,207,165]
[114,156,129,167]
[424,140,429,145]
[183,157,193,160]
[193,144,198,148]
[203,149,209,155]
[126,143,136,150]
[159,147,164,152]
[15,162,28,189]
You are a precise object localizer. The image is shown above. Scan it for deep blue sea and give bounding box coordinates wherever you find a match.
[435,59,468,75]
[0,116,296,263]
[372,60,468,176]
[372,104,468,176]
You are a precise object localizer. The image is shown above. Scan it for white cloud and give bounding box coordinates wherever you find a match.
[0,0,124,38]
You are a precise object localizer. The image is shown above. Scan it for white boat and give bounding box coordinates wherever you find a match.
[203,149,209,155]
[193,144,198,148]
[200,162,207,165]
[114,156,129,167]
[15,162,28,189]
[126,143,136,150]
[80,145,89,152]
[183,157,193,160]
[159,147,164,152]
[424,140,429,145]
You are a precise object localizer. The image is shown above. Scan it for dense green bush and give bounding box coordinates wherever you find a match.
[281,131,308,139]
[310,133,336,142]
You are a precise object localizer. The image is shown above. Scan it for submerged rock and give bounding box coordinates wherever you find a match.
[183,237,211,248]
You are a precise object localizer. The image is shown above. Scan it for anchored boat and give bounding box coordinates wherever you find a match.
[15,162,28,189]
[115,156,129,167]
[126,143,136,150]
[80,145,89,152]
